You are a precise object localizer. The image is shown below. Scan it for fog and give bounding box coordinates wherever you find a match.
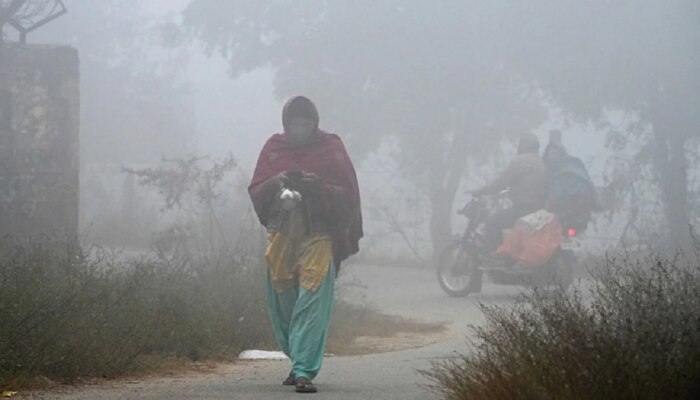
[3,2,700,397]
[3,0,699,267]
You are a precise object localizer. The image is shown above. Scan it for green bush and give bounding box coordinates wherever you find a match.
[0,238,273,385]
[425,245,700,400]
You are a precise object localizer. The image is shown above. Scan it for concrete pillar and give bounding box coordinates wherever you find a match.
[0,44,80,239]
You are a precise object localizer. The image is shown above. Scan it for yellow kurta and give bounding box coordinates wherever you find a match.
[264,207,333,293]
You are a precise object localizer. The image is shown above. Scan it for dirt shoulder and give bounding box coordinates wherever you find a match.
[328,303,450,356]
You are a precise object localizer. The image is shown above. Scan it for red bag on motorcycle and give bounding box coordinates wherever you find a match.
[497,210,563,267]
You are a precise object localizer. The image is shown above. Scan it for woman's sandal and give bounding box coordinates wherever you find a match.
[295,377,317,393]
[282,372,296,386]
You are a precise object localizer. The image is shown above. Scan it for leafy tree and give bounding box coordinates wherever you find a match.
[183,1,545,255]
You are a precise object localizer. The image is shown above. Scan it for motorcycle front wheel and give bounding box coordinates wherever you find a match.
[436,241,482,297]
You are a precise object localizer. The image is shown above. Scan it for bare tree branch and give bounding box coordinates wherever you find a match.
[0,0,66,43]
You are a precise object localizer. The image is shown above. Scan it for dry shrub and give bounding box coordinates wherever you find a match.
[425,243,700,400]
[0,237,273,386]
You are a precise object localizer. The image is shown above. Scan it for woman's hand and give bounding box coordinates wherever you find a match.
[265,171,289,191]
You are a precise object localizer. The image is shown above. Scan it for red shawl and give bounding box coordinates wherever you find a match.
[249,130,363,264]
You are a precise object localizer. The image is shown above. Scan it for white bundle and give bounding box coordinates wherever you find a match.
[280,188,302,210]
[517,210,556,234]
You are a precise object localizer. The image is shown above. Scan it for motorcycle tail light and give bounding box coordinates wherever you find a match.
[567,229,577,237]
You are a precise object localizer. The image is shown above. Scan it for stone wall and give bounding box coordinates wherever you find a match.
[0,44,80,239]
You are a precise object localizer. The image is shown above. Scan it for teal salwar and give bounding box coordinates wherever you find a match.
[266,263,335,380]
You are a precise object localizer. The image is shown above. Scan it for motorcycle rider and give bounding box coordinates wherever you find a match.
[473,133,548,254]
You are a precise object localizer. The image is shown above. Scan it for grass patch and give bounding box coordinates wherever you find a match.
[0,238,274,390]
[425,244,700,400]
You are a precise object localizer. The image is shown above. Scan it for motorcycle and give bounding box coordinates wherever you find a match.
[436,195,581,297]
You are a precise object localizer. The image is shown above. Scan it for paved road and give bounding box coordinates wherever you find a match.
[27,264,524,399]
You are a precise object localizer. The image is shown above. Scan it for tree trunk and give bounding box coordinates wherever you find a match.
[664,138,690,246]
[653,128,691,247]
[649,81,692,248]
[429,188,455,258]
[428,131,469,258]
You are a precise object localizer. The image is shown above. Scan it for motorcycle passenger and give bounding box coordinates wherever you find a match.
[473,133,548,253]
[542,131,595,232]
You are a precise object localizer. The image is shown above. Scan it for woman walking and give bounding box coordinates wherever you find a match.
[248,96,362,393]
